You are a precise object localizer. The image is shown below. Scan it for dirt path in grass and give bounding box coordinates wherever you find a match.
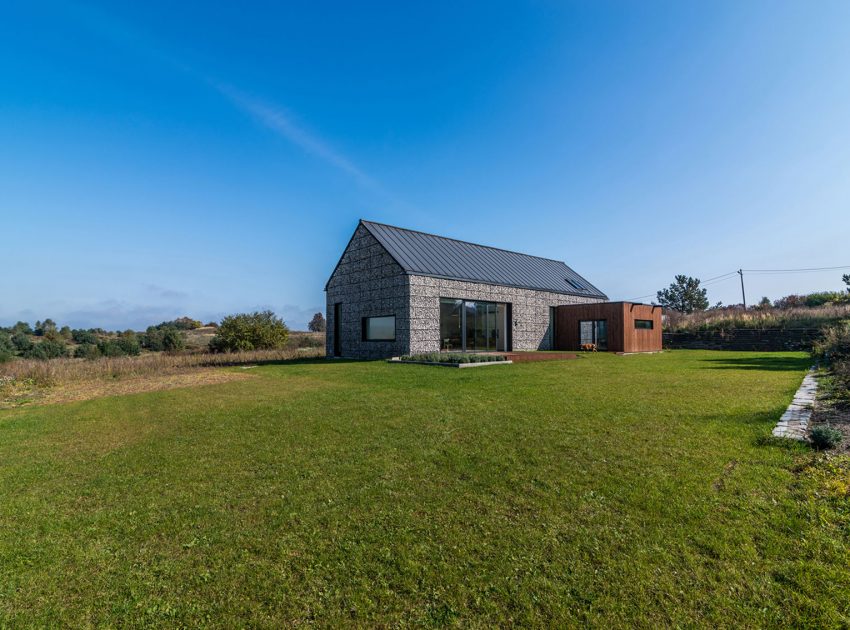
[0,368,253,409]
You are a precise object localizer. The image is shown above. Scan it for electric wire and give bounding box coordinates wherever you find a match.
[626,265,850,303]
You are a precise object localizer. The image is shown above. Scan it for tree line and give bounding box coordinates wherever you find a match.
[0,310,323,362]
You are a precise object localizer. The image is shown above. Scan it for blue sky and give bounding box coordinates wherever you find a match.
[2,1,849,330]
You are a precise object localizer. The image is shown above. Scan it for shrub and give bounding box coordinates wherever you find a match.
[161,327,185,353]
[804,291,848,307]
[74,343,101,360]
[96,340,127,357]
[810,426,843,450]
[11,333,33,353]
[59,326,73,341]
[0,333,13,362]
[210,311,289,352]
[97,334,141,358]
[142,326,186,352]
[71,329,99,345]
[812,322,850,363]
[23,339,69,360]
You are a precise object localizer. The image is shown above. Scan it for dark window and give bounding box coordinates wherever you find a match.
[565,278,586,292]
[635,319,654,330]
[362,315,395,341]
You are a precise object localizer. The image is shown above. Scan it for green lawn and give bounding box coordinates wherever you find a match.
[1,350,848,627]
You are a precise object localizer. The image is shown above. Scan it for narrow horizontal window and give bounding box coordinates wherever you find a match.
[362,315,395,341]
[635,319,654,330]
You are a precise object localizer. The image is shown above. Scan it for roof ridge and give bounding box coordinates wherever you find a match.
[360,219,570,267]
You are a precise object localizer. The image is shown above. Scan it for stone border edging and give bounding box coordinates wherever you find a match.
[772,368,818,441]
[386,359,513,369]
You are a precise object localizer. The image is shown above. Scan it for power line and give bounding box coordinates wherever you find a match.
[743,265,850,274]
[625,265,850,303]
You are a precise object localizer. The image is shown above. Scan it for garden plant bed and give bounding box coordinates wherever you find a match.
[503,351,578,362]
[810,374,850,453]
[389,353,512,368]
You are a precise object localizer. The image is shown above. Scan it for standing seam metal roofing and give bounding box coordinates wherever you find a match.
[355,220,607,299]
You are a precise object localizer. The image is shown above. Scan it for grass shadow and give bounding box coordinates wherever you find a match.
[701,356,811,372]
[241,357,358,368]
[753,433,811,452]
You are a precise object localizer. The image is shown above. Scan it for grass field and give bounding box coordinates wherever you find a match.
[1,351,847,627]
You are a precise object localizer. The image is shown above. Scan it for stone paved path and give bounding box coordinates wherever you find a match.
[772,368,817,441]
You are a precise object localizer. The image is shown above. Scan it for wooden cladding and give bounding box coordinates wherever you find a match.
[554,302,663,353]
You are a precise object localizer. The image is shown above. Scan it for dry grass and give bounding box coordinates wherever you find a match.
[0,347,324,408]
[20,369,253,408]
[666,303,850,332]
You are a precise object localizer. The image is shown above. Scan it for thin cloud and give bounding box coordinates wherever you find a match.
[211,81,381,191]
[64,2,386,194]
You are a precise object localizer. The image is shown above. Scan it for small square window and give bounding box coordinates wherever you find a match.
[362,315,396,341]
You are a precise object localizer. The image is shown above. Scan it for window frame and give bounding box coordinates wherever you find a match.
[634,319,654,330]
[361,314,396,342]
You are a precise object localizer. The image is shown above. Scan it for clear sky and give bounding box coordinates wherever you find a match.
[3,1,850,330]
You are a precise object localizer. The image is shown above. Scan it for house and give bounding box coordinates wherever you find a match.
[325,220,611,359]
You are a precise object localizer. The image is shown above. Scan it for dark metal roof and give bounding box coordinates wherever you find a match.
[359,220,607,299]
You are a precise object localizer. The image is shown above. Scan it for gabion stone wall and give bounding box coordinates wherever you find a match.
[325,224,409,359]
[407,276,602,354]
[663,328,822,351]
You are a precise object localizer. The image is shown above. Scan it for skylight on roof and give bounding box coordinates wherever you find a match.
[565,278,587,291]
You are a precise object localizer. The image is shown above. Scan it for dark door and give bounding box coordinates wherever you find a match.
[579,320,608,350]
[333,303,341,357]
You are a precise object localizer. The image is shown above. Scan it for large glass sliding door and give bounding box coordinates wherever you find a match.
[440,298,507,352]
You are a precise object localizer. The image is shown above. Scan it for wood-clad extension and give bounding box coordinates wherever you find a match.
[554,302,663,353]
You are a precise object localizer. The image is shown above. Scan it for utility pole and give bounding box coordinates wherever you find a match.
[738,269,747,309]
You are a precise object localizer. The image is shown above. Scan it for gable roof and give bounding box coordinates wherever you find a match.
[349,220,607,299]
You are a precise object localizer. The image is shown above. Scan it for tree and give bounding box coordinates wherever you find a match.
[210,311,289,352]
[755,296,772,310]
[34,319,57,337]
[656,275,709,313]
[59,325,73,341]
[11,321,32,335]
[844,273,850,293]
[308,312,326,333]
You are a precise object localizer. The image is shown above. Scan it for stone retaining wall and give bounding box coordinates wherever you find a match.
[662,328,822,351]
